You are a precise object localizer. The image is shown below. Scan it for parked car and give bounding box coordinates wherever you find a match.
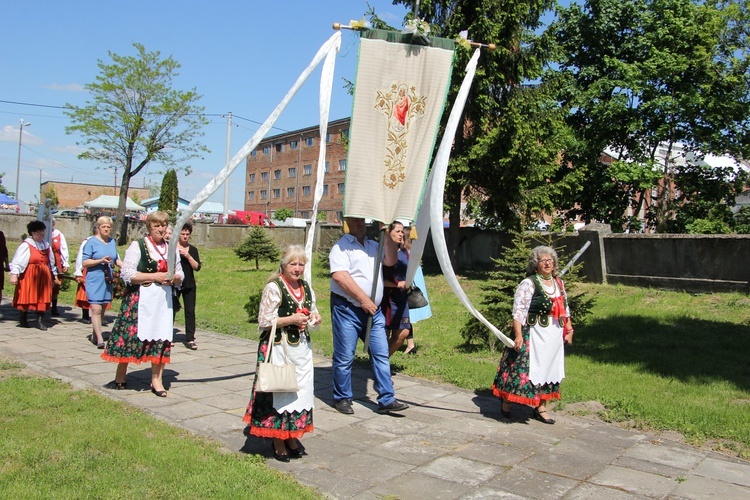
[56,210,81,219]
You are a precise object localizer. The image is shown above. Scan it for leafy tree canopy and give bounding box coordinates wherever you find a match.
[235,226,280,270]
[65,43,209,244]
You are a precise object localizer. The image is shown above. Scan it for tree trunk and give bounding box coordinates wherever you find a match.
[115,174,132,246]
[446,182,463,270]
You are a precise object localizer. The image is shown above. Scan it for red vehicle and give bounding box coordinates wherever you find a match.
[224,210,274,226]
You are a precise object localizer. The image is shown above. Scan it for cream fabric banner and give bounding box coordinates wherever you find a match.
[345,34,454,224]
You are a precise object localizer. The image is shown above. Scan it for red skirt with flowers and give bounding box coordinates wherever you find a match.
[101,287,170,364]
[242,334,313,440]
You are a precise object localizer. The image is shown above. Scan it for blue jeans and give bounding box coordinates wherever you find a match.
[331,293,395,407]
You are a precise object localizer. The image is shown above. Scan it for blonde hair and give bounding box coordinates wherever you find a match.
[96,216,112,227]
[268,245,307,283]
[146,211,169,231]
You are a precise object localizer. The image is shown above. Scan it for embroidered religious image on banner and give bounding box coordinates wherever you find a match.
[345,29,455,224]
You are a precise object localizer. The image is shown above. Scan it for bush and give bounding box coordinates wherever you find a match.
[274,208,294,221]
[244,289,262,323]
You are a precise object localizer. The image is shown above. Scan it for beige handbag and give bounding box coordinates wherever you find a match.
[256,318,299,393]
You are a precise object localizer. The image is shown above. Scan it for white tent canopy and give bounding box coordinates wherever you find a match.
[84,195,145,211]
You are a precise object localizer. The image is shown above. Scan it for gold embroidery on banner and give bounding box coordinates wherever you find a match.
[373,83,427,189]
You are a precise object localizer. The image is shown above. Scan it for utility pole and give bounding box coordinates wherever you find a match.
[15,119,31,201]
[295,133,302,217]
[223,112,232,222]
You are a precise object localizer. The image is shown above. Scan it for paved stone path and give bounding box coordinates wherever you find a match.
[1,306,749,499]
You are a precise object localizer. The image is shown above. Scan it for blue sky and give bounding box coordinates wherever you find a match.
[0,1,409,208]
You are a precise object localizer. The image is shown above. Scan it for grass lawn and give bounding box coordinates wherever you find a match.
[8,241,750,462]
[0,359,321,498]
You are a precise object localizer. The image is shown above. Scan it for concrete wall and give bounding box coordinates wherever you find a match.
[0,214,343,252]
[3,212,747,293]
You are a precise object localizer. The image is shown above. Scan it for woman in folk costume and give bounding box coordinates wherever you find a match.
[243,245,322,462]
[9,220,59,330]
[50,219,69,316]
[492,246,574,425]
[101,211,183,396]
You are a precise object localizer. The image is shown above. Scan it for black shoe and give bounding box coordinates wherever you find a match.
[36,318,47,331]
[271,442,290,462]
[501,401,512,419]
[150,385,168,398]
[19,312,29,328]
[80,318,91,325]
[533,407,555,424]
[377,400,409,413]
[286,439,306,458]
[51,308,60,317]
[334,399,354,415]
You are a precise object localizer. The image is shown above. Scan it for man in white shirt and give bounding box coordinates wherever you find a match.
[329,217,409,415]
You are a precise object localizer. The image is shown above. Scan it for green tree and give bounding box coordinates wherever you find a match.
[549,0,750,232]
[65,43,209,244]
[235,226,280,270]
[158,169,179,221]
[42,186,59,207]
[373,0,561,263]
[0,173,12,196]
[273,207,294,221]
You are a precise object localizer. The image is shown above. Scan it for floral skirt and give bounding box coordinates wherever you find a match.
[101,289,171,364]
[492,325,560,406]
[242,335,313,440]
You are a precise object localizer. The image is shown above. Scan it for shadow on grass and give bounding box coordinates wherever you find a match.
[575,315,750,391]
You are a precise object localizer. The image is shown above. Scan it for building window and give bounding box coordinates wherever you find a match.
[290,140,298,150]
[288,167,296,178]
[275,143,283,153]
[260,190,267,200]
[342,129,349,139]
[302,186,311,196]
[324,162,330,173]
[287,187,295,197]
[301,211,310,219]
[251,150,257,158]
[261,172,268,181]
[263,146,270,155]
[249,173,255,183]
[273,189,280,198]
[303,164,312,176]
[247,191,255,201]
[326,133,332,143]
[305,137,313,147]
[338,183,345,194]
[338,159,347,171]
[274,169,281,180]
[323,184,328,195]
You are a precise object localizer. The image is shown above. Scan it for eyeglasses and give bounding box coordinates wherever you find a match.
[539,258,554,264]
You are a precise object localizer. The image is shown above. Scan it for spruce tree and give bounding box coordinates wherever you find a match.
[461,229,594,351]
[235,226,280,270]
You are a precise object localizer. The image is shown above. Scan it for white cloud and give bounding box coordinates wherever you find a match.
[0,125,43,146]
[42,83,85,92]
[50,144,86,156]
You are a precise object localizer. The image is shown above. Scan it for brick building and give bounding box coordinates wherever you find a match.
[245,118,350,223]
[40,181,150,210]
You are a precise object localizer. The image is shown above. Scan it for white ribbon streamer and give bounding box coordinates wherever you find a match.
[168,31,343,275]
[406,49,514,348]
[304,33,340,283]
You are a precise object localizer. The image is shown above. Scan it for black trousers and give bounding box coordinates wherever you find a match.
[174,286,197,342]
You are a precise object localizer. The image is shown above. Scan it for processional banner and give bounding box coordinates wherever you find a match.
[344,29,455,224]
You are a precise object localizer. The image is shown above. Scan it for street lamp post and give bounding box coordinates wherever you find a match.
[16,119,31,202]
